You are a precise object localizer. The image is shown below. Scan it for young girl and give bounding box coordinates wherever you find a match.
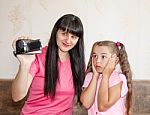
[12,14,85,115]
[80,40,132,115]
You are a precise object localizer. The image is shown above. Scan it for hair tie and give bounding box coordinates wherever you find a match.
[116,42,120,46]
[116,42,121,49]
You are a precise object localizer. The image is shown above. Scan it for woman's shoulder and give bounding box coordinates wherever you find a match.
[35,46,47,61]
[36,46,47,55]
[41,46,48,53]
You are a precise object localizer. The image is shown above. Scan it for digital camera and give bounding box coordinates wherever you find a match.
[14,39,42,56]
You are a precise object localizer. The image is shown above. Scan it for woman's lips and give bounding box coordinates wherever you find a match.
[62,42,71,47]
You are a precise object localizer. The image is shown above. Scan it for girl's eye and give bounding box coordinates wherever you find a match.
[92,55,97,58]
[102,55,106,59]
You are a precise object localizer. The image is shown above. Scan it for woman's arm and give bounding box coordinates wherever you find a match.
[12,37,35,102]
[12,61,34,102]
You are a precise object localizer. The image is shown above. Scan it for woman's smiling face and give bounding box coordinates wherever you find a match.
[56,29,79,53]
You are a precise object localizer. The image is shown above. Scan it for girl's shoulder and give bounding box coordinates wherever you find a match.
[111,70,126,78]
[113,70,127,82]
[84,72,93,80]
[86,72,93,77]
[109,70,127,85]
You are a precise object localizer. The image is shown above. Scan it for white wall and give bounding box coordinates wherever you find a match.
[0,0,150,79]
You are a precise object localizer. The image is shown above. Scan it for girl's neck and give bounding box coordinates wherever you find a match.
[58,49,70,62]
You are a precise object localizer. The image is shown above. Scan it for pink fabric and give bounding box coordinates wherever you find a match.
[82,71,128,115]
[21,46,75,115]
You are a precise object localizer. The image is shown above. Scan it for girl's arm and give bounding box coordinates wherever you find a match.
[97,54,122,111]
[80,57,99,109]
[12,37,35,102]
[97,76,122,111]
[80,74,99,109]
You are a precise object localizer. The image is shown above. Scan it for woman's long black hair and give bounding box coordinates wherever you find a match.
[44,14,85,103]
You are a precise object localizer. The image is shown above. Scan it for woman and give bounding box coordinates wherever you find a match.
[12,14,85,115]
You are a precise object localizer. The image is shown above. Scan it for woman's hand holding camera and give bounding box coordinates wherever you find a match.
[12,36,35,65]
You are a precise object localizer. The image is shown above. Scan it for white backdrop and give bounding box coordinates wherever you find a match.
[0,0,150,79]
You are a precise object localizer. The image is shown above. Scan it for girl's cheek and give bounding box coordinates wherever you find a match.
[93,60,96,65]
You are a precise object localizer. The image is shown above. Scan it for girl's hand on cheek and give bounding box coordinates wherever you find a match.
[92,57,99,78]
[102,54,117,78]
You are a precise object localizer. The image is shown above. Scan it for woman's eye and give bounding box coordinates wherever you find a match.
[62,32,67,35]
[71,35,78,39]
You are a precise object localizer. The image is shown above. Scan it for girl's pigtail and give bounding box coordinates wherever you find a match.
[118,43,132,115]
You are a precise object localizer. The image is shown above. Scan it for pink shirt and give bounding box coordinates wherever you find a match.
[82,71,128,115]
[21,46,75,115]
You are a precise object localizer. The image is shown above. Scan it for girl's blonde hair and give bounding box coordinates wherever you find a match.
[86,40,132,115]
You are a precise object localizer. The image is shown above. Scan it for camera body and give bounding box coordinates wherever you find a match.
[14,39,42,56]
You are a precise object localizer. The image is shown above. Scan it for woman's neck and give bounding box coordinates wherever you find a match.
[58,49,69,62]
